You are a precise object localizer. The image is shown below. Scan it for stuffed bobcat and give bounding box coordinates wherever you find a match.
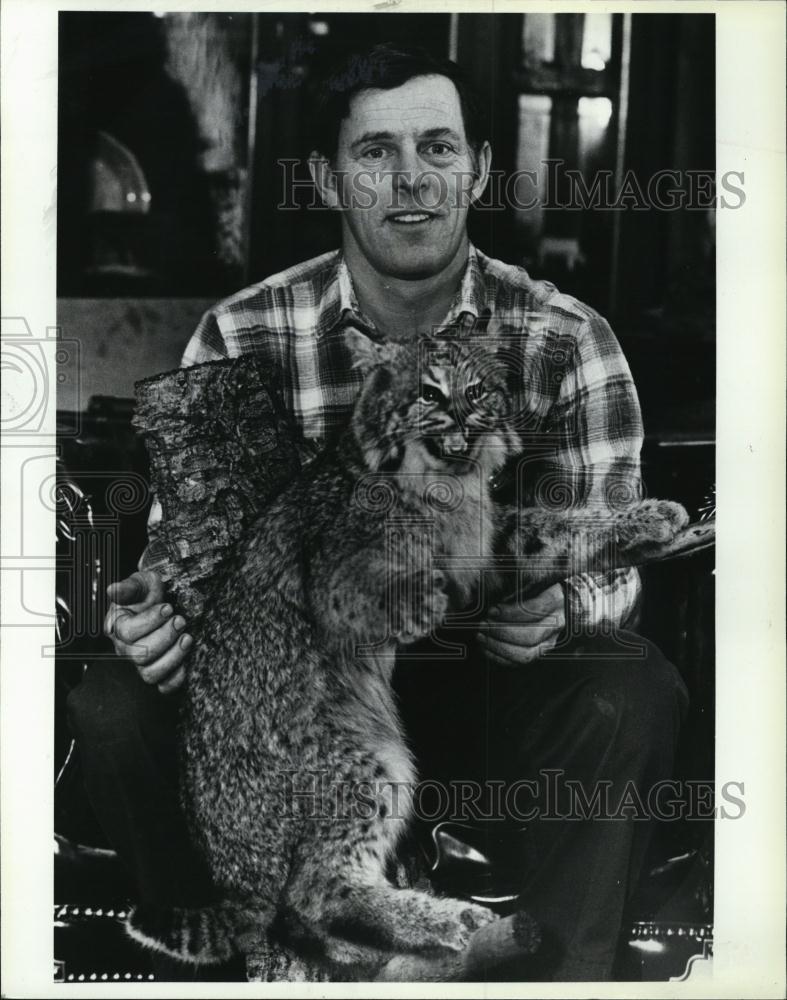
[126,332,688,978]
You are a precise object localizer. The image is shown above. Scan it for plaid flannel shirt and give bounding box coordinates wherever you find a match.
[145,245,644,630]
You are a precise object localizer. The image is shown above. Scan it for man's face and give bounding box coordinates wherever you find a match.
[322,75,490,280]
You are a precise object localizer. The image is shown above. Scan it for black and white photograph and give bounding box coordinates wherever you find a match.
[1,2,784,996]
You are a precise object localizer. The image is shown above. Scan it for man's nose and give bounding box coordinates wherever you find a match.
[392,147,430,198]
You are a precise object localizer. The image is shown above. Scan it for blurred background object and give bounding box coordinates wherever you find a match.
[84,131,153,284]
[58,11,253,298]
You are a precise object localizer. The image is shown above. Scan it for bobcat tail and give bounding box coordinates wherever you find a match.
[124,901,259,965]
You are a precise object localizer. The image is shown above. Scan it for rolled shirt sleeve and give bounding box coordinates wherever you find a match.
[545,311,645,631]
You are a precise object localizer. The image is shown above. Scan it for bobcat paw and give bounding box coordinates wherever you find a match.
[396,571,449,644]
[616,500,689,550]
[427,903,498,953]
[459,903,499,936]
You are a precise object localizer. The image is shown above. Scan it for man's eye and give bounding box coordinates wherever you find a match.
[362,147,387,160]
[425,142,455,157]
[419,384,444,405]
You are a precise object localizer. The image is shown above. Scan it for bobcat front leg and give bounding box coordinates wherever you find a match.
[313,544,449,652]
[502,499,689,592]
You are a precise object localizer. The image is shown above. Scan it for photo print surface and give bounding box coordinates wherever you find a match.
[48,6,721,987]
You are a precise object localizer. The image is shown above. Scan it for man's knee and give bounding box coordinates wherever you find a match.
[559,631,689,741]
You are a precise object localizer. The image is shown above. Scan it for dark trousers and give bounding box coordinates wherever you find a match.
[67,629,688,981]
[394,627,689,980]
[66,658,215,908]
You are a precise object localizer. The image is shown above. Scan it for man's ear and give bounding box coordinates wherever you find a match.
[309,151,341,210]
[468,141,492,207]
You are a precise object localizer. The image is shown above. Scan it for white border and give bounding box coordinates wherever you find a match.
[2,2,785,997]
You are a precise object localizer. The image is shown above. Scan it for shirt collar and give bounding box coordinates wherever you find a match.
[442,243,487,332]
[322,244,488,340]
[336,255,368,324]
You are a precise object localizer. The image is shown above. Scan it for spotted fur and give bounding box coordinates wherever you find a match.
[126,331,687,976]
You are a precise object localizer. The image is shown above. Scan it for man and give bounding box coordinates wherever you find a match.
[68,44,688,981]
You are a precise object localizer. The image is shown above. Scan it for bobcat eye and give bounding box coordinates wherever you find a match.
[419,384,445,405]
[465,381,484,403]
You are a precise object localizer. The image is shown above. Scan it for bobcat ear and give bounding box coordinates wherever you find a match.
[345,329,398,374]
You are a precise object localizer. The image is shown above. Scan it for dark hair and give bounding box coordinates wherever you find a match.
[310,43,487,162]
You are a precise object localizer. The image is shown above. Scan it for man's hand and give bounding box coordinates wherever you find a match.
[104,570,192,694]
[477,583,566,667]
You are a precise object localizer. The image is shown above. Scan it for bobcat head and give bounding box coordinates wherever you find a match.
[345,329,520,482]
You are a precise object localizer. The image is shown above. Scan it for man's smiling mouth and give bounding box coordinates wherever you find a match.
[387,211,436,225]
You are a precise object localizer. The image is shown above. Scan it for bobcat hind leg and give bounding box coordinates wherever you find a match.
[504,499,689,589]
[285,877,496,965]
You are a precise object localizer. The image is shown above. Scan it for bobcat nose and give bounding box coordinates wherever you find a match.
[443,432,468,455]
